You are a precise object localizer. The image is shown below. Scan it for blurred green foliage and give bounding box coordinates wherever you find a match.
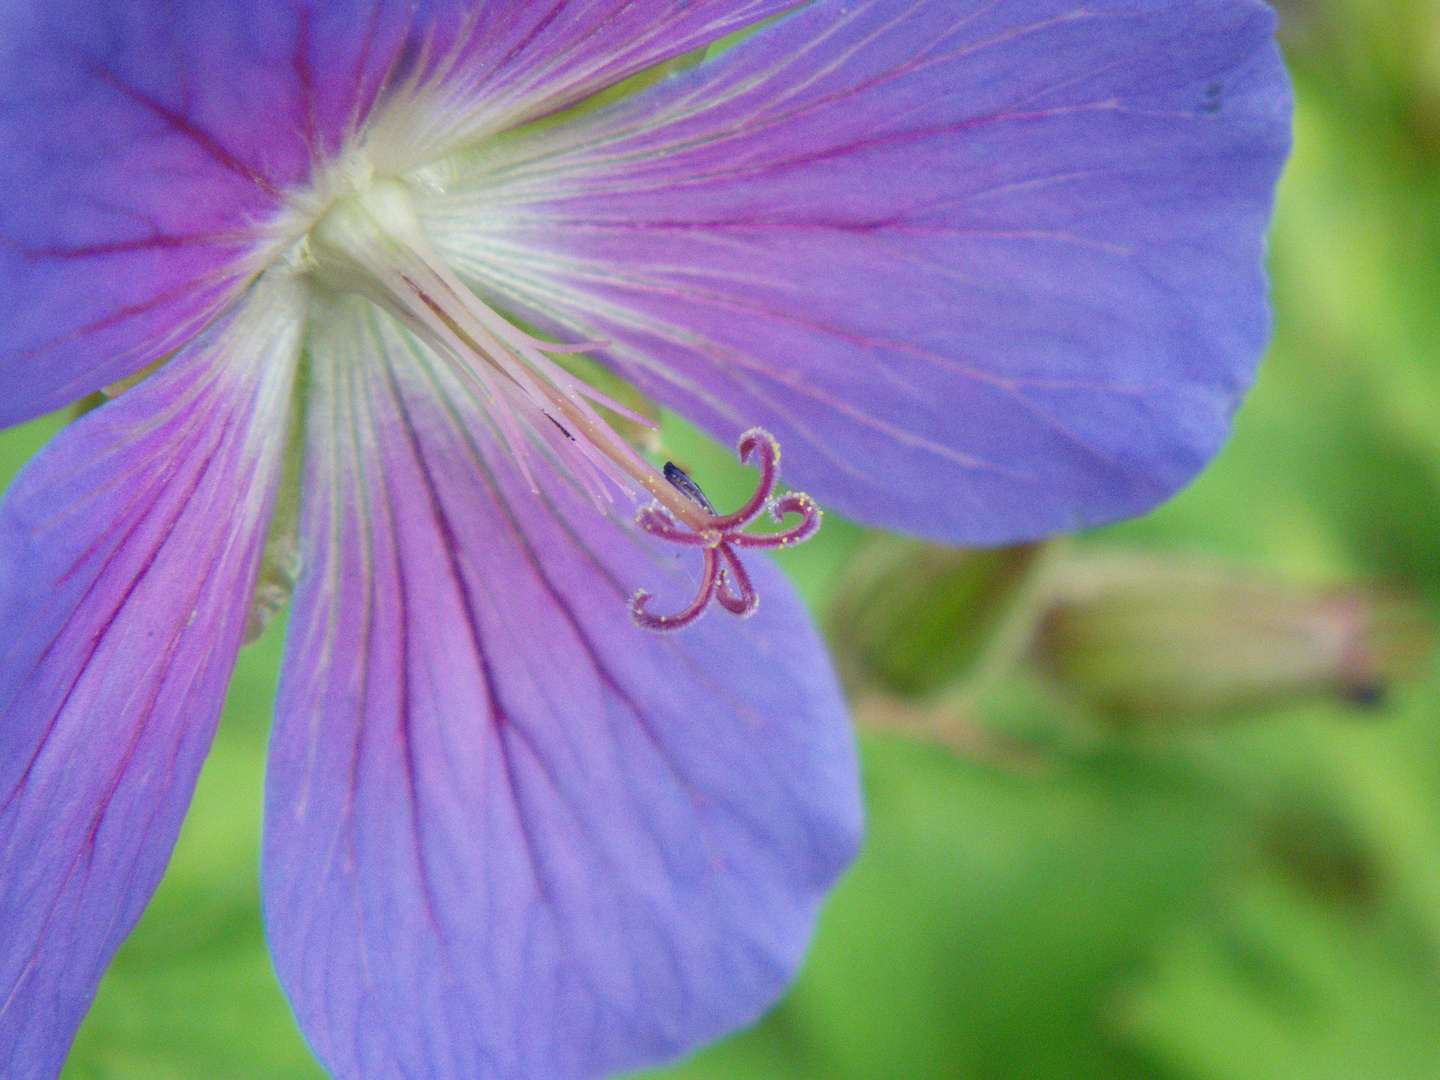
[0,0,1430,1076]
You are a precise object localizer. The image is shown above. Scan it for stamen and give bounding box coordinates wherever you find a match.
[629,429,822,632]
[662,461,717,514]
[303,177,821,632]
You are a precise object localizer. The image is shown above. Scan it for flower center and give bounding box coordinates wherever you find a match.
[305,177,658,508]
[303,176,819,630]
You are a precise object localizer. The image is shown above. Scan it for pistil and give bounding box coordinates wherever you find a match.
[305,176,820,629]
[631,430,821,631]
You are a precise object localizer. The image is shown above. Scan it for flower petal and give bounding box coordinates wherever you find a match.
[264,299,861,1080]
[0,278,303,1076]
[424,0,1292,543]
[373,0,802,168]
[0,0,416,424]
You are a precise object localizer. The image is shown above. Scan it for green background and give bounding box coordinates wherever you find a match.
[1,1,1436,1076]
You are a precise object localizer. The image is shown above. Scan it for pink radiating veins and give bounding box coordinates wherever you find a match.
[630,429,821,632]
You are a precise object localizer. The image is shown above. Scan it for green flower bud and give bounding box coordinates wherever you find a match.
[828,535,1045,697]
[1031,553,1432,723]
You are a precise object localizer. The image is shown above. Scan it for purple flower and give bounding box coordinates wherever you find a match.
[0,2,1288,1078]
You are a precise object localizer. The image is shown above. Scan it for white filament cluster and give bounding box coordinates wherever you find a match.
[303,175,661,514]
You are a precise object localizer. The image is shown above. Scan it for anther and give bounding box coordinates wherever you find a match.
[663,461,717,514]
[629,429,821,632]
